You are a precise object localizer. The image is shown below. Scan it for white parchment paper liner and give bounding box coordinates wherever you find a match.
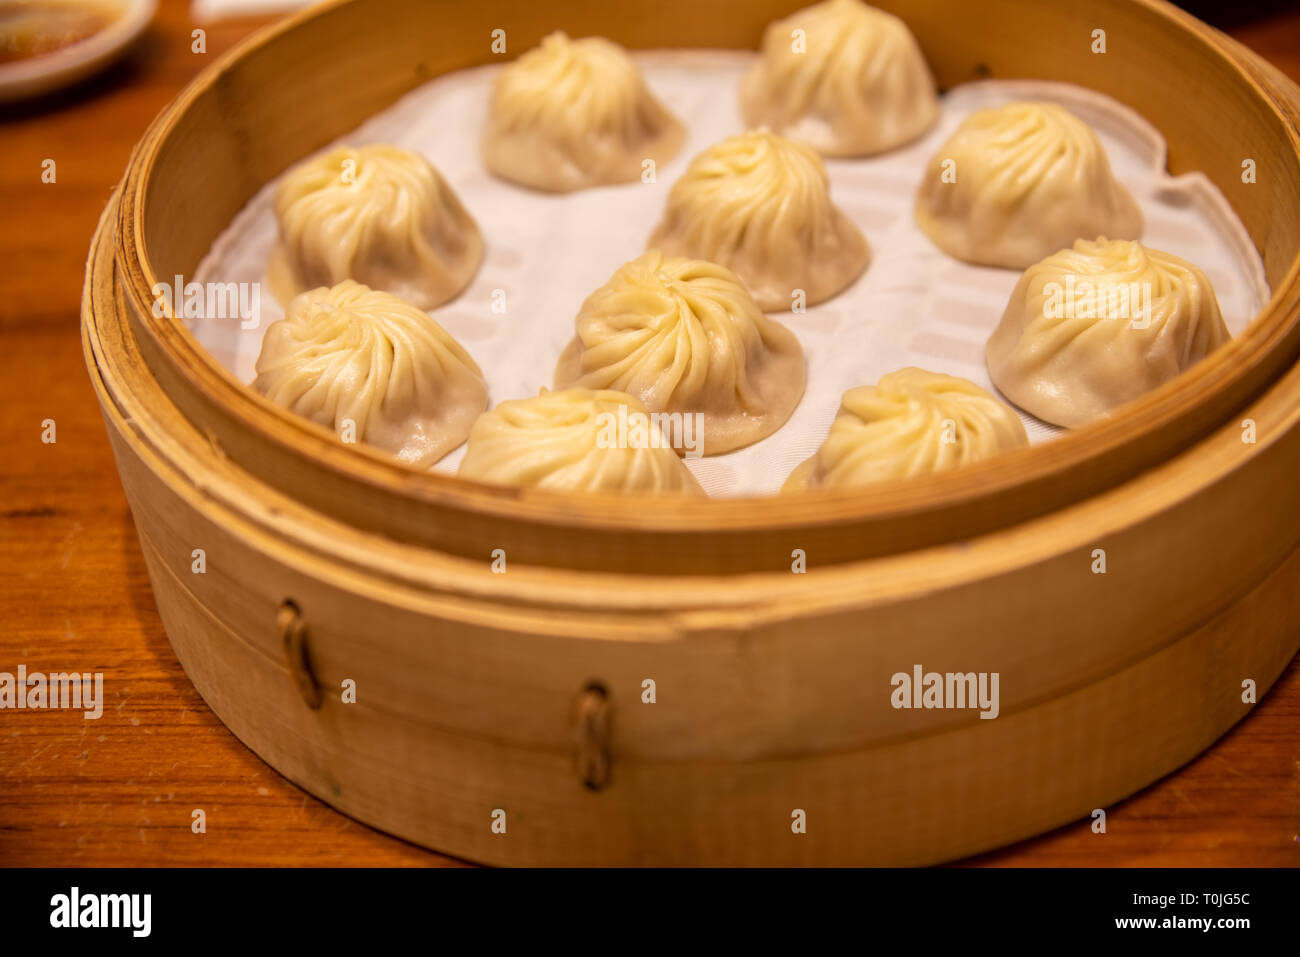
[193,52,1269,496]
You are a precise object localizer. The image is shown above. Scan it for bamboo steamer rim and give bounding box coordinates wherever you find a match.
[110,0,1300,563]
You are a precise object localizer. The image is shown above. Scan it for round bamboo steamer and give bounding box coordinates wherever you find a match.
[84,0,1300,864]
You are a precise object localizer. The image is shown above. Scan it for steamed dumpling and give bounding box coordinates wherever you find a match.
[740,0,939,156]
[784,368,1028,491]
[483,31,685,192]
[253,281,487,467]
[915,102,1143,269]
[647,129,869,310]
[458,389,706,494]
[553,252,806,455]
[269,144,483,310]
[986,238,1231,428]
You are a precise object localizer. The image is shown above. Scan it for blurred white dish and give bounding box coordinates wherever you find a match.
[0,0,157,103]
[191,0,309,24]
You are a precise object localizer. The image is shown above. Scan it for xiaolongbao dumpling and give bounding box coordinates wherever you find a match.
[914,102,1142,269]
[253,281,488,467]
[269,144,483,310]
[647,130,869,310]
[458,389,706,495]
[740,0,939,156]
[553,252,806,455]
[483,31,685,192]
[784,368,1028,491]
[986,238,1231,428]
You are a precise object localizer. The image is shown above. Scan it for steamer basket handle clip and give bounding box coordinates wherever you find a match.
[278,600,322,710]
[575,683,611,791]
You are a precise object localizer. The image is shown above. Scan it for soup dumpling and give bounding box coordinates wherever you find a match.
[269,144,483,310]
[554,251,806,455]
[914,102,1142,269]
[458,389,706,495]
[648,129,869,311]
[740,0,939,156]
[986,238,1231,428]
[784,367,1028,490]
[483,31,685,192]
[253,281,488,467]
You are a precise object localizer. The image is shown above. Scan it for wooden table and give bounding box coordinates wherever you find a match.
[1,0,1296,867]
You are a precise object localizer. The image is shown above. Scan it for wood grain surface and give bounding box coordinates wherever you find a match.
[1,0,1297,867]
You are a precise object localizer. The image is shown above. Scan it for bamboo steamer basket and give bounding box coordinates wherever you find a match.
[83,0,1300,865]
